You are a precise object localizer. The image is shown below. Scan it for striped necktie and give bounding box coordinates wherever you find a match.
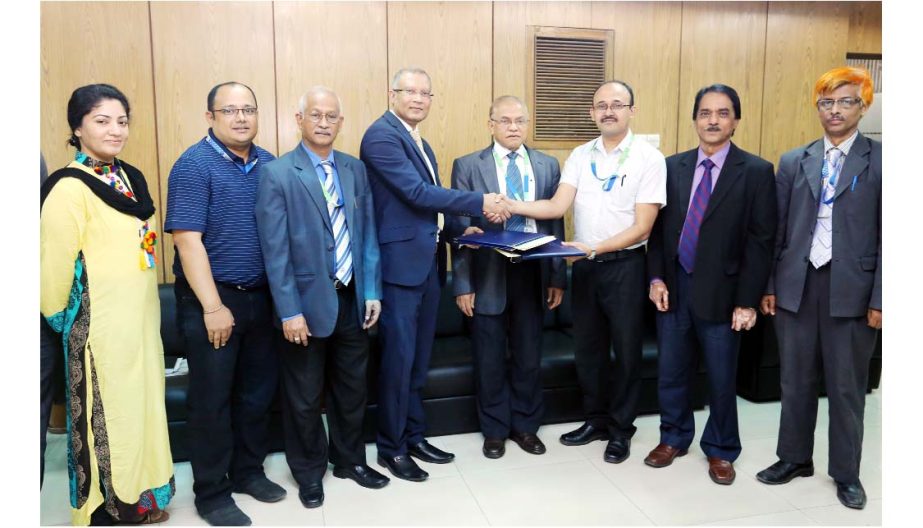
[505,151,527,232]
[809,147,844,268]
[320,160,352,285]
[678,158,716,274]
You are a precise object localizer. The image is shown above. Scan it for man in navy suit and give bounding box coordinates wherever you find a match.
[360,68,511,481]
[256,86,390,509]
[451,95,566,459]
[645,84,777,485]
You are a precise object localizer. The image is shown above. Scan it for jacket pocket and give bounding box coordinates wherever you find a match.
[378,225,415,244]
[859,255,877,271]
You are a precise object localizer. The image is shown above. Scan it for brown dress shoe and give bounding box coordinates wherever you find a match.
[644,443,687,468]
[707,457,736,485]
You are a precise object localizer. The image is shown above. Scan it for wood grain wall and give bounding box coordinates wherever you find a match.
[41,1,881,283]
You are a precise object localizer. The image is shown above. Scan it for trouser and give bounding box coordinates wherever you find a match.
[40,314,63,488]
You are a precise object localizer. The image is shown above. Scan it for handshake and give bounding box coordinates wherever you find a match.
[481,194,518,223]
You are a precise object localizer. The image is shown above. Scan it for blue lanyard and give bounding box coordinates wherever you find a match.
[590,133,635,192]
[316,162,345,207]
[205,135,259,175]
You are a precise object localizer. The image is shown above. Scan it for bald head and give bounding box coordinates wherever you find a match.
[298,86,343,115]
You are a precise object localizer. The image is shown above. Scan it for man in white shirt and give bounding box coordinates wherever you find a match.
[505,80,666,464]
[450,96,566,459]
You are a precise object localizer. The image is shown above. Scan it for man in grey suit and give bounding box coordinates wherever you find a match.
[451,95,566,458]
[756,67,881,510]
[255,86,390,509]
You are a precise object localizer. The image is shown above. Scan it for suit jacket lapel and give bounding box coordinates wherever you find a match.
[800,139,825,202]
[525,146,547,198]
[477,146,501,194]
[703,143,744,221]
[334,152,357,236]
[384,111,434,184]
[293,144,332,233]
[833,134,870,201]
[677,150,696,219]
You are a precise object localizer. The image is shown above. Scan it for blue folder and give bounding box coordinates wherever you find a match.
[454,230,555,251]
[496,239,587,262]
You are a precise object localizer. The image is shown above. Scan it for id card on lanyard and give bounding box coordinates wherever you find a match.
[590,132,635,191]
[206,134,260,175]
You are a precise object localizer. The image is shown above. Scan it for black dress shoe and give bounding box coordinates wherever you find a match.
[408,440,455,464]
[603,437,631,464]
[333,464,390,489]
[836,480,867,509]
[377,454,429,482]
[200,503,252,526]
[756,459,815,485]
[233,475,287,502]
[483,438,506,459]
[560,423,609,446]
[298,482,324,509]
[510,431,546,455]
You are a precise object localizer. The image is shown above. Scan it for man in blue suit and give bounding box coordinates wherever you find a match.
[256,86,390,509]
[360,67,511,481]
[451,95,566,459]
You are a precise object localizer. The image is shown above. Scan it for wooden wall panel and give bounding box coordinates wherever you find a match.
[848,1,882,54]
[761,2,850,167]
[40,1,165,280]
[387,2,493,186]
[590,1,683,155]
[677,2,768,154]
[273,1,387,157]
[150,1,277,282]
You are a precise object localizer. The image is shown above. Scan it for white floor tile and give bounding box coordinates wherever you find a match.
[445,428,587,475]
[702,509,819,525]
[801,499,882,526]
[462,459,652,526]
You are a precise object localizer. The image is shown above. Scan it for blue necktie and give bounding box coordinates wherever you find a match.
[678,158,716,274]
[505,152,527,232]
[321,160,352,285]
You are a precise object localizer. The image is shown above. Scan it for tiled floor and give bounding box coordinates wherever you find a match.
[40,391,881,526]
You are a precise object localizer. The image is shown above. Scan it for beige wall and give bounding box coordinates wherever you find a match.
[41,1,881,283]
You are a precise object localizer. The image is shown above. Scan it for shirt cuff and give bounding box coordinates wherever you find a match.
[649,277,664,285]
[281,313,303,322]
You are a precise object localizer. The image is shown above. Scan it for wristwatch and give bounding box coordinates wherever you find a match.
[588,247,597,260]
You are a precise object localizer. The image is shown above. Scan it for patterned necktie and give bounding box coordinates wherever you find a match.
[678,158,716,274]
[410,128,444,231]
[809,148,844,268]
[505,151,527,232]
[320,160,352,285]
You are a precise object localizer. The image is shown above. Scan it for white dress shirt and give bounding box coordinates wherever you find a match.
[389,110,438,184]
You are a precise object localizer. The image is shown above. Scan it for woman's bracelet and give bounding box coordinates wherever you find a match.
[203,304,225,315]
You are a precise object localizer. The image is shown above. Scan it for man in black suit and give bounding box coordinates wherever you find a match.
[645,84,777,485]
[756,67,881,510]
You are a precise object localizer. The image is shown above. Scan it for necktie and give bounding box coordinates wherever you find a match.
[505,151,527,232]
[410,128,444,231]
[678,158,716,274]
[809,148,844,268]
[320,160,352,285]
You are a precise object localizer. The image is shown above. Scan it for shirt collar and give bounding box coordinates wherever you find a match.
[207,128,255,164]
[593,130,634,156]
[389,109,418,134]
[696,141,732,171]
[823,130,859,157]
[300,142,334,169]
[492,141,527,160]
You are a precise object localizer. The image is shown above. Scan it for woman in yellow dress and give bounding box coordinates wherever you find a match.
[40,84,174,525]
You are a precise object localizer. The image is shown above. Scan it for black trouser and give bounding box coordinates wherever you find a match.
[774,264,878,483]
[280,284,369,488]
[571,249,646,440]
[40,314,62,488]
[470,260,545,438]
[176,277,279,515]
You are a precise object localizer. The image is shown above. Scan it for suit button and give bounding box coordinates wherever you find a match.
[803,256,809,262]
[327,245,334,251]
[329,274,336,280]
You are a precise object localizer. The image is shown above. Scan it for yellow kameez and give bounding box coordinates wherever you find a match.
[40,162,174,525]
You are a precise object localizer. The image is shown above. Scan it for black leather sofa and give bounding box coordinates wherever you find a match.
[161,270,708,463]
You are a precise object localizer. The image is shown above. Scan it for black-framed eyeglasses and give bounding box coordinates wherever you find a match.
[594,102,631,112]
[392,89,434,99]
[816,97,863,111]
[211,106,258,117]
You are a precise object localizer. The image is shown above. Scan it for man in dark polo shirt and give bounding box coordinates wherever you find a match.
[165,81,283,527]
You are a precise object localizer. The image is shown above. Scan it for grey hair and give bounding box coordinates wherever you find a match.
[489,95,529,119]
[298,85,343,115]
[390,67,432,90]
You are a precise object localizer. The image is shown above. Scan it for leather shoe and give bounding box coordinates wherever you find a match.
[483,437,505,459]
[756,459,815,485]
[333,464,390,489]
[644,443,688,468]
[559,423,609,446]
[836,480,867,509]
[408,440,455,464]
[707,457,736,485]
[603,437,631,464]
[199,503,251,526]
[298,482,324,509]
[377,454,429,482]
[510,431,546,455]
[232,475,287,502]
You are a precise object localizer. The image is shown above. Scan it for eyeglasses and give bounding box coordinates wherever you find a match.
[490,118,529,128]
[304,112,341,124]
[393,89,434,99]
[211,106,258,117]
[594,102,631,112]
[696,109,733,120]
[816,97,863,110]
